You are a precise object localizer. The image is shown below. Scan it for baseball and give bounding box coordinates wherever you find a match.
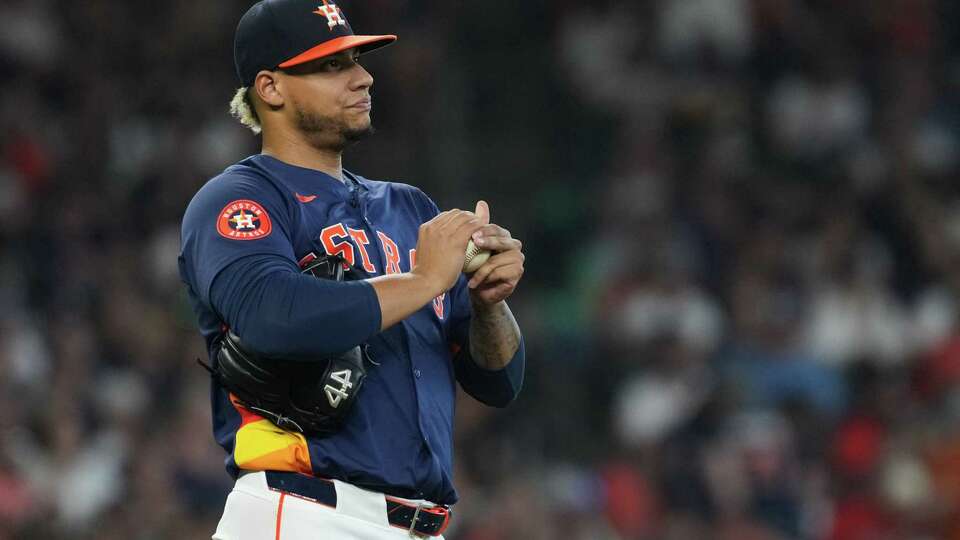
[463,239,491,273]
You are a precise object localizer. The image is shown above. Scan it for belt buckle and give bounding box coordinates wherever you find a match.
[407,503,425,538]
[404,502,451,538]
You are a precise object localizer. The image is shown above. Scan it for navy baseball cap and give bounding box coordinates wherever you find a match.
[234,0,397,86]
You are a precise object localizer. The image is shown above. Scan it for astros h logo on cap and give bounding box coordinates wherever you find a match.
[234,0,397,87]
[314,0,347,29]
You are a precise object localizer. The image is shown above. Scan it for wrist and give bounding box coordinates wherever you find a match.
[409,268,446,300]
[469,293,506,313]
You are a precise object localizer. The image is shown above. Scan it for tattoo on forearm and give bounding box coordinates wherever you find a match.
[469,300,521,370]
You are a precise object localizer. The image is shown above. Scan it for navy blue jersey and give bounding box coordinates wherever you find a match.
[178,154,524,504]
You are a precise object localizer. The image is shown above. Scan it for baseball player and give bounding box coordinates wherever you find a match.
[178,1,526,538]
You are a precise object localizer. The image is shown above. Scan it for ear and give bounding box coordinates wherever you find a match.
[253,70,284,108]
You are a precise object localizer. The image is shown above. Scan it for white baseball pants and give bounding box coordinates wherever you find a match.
[212,472,447,540]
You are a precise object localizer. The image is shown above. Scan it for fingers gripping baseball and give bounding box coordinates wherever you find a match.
[461,201,525,304]
[469,264,524,305]
[412,210,484,294]
[470,200,520,252]
[471,227,521,253]
[468,250,524,287]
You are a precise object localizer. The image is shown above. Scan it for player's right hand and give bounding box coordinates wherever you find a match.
[412,209,484,294]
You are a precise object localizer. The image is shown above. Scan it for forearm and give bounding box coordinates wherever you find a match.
[368,207,490,330]
[468,298,521,369]
[368,272,443,331]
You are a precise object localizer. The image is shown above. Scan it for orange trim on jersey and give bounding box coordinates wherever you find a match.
[234,419,313,473]
[228,394,313,474]
[275,492,286,540]
[278,35,397,69]
[230,393,266,428]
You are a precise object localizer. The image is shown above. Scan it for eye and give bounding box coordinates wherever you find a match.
[326,59,342,70]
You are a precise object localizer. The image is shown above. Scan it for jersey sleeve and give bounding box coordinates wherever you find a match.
[446,274,525,407]
[209,253,382,357]
[453,336,525,408]
[180,171,296,302]
[180,170,382,357]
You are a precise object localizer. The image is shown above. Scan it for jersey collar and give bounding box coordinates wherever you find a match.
[342,169,370,192]
[252,154,368,194]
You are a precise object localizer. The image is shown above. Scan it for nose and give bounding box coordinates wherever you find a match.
[351,63,374,91]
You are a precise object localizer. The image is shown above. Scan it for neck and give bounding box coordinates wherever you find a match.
[261,127,344,181]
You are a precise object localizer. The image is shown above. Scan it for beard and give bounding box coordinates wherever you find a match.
[293,102,374,152]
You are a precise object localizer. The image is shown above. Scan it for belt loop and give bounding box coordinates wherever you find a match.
[407,503,425,538]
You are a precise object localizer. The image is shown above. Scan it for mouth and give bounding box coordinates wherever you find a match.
[348,98,372,111]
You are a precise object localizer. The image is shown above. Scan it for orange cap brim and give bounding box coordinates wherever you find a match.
[278,34,397,68]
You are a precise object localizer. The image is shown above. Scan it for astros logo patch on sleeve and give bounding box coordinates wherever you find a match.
[217,200,273,240]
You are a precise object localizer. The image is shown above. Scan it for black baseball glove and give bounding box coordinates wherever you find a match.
[199,254,372,436]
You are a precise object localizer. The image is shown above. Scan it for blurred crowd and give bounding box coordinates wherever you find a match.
[2,0,960,539]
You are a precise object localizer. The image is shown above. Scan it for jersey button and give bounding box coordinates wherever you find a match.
[414,369,422,378]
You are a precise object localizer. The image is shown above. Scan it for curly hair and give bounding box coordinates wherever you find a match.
[229,87,262,134]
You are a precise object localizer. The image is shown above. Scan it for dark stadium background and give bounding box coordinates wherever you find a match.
[2,0,960,538]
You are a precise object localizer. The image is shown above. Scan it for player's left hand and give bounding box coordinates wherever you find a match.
[467,200,524,305]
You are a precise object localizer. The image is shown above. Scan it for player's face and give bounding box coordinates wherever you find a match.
[278,48,375,150]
